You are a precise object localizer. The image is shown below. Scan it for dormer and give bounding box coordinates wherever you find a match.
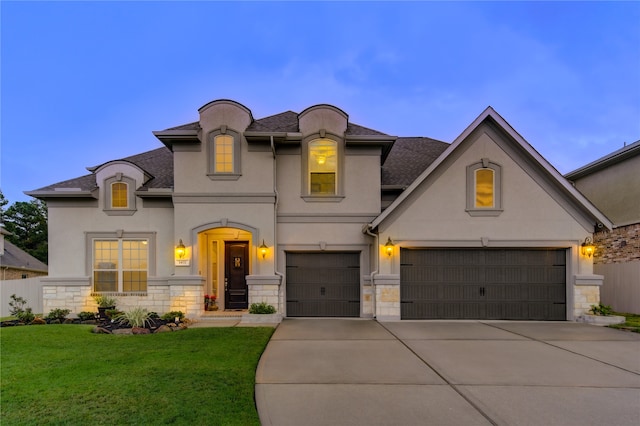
[92,161,150,215]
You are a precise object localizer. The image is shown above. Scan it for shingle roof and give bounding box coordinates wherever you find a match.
[31,109,446,196]
[1,240,48,271]
[382,137,450,186]
[31,147,173,193]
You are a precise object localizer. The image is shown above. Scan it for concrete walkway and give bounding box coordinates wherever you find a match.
[255,319,640,426]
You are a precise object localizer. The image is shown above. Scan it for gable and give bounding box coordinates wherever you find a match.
[370,107,612,237]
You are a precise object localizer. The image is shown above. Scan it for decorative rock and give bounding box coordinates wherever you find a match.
[154,325,173,333]
[113,328,133,335]
[132,327,151,335]
[63,319,75,324]
[92,327,112,334]
[31,317,47,325]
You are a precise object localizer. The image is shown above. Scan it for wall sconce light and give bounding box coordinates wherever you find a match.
[259,239,268,259]
[581,237,595,258]
[176,239,186,259]
[384,237,394,257]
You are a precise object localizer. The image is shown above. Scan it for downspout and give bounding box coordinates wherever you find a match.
[271,136,285,312]
[363,224,379,319]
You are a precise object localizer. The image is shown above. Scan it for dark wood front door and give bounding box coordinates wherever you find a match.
[225,241,249,310]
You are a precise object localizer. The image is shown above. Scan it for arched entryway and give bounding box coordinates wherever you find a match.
[197,227,253,311]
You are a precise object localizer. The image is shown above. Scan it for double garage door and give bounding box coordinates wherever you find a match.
[401,248,566,320]
[286,252,360,317]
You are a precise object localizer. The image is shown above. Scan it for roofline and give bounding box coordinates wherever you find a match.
[368,107,613,231]
[152,129,201,150]
[565,139,640,180]
[24,189,98,199]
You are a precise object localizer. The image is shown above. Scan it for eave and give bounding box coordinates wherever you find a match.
[24,188,98,200]
[152,129,201,150]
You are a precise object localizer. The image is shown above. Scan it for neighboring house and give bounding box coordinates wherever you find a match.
[26,99,611,321]
[566,140,640,314]
[0,227,48,280]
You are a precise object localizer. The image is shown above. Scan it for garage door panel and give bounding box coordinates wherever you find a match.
[286,252,360,317]
[401,248,566,320]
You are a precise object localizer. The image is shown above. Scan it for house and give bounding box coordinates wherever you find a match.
[0,226,48,280]
[565,140,640,313]
[26,99,611,321]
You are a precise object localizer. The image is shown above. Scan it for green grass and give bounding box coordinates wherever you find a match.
[1,325,274,425]
[609,312,640,333]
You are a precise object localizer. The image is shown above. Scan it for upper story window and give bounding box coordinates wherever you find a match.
[309,139,337,195]
[104,174,136,216]
[302,136,344,202]
[208,127,241,180]
[466,158,502,216]
[111,182,128,208]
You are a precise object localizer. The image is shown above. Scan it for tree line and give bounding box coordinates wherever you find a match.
[0,190,48,264]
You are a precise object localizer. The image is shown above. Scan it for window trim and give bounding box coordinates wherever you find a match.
[207,127,242,180]
[87,231,156,295]
[301,135,345,202]
[104,174,137,215]
[466,159,503,216]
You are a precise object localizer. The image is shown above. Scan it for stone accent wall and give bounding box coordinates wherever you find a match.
[375,285,400,320]
[594,223,640,264]
[248,284,280,310]
[43,285,93,314]
[169,285,203,318]
[573,285,600,317]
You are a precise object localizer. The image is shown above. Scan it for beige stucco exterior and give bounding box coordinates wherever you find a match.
[30,101,610,321]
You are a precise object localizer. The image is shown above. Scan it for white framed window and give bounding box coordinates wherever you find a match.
[466,159,502,216]
[93,238,148,293]
[208,127,241,180]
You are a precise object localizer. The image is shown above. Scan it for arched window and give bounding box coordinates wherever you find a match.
[309,139,337,195]
[466,159,502,216]
[111,182,128,208]
[214,134,234,173]
[475,168,494,208]
[207,128,241,180]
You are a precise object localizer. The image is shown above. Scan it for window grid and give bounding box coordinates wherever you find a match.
[93,239,148,293]
[309,139,337,195]
[215,135,234,173]
[111,182,128,208]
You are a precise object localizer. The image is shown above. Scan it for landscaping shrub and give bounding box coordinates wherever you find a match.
[249,302,276,314]
[114,307,152,328]
[7,294,35,323]
[589,303,614,316]
[45,308,71,322]
[161,311,184,321]
[77,311,96,321]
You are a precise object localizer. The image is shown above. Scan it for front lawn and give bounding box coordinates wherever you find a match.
[1,325,274,425]
[609,312,640,333]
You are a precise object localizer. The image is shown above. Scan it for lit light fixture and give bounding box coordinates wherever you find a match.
[176,239,186,259]
[581,237,595,258]
[384,237,394,257]
[259,240,269,259]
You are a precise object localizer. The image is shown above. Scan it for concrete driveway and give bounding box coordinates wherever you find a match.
[255,319,640,426]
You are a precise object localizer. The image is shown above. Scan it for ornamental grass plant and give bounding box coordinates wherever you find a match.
[1,325,274,425]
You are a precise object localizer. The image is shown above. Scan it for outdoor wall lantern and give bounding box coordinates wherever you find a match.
[581,237,595,258]
[175,239,186,259]
[259,240,269,259]
[384,237,394,257]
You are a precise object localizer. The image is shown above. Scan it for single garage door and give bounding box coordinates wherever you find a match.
[401,248,566,320]
[286,252,360,317]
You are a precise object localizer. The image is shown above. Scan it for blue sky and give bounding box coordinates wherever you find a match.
[2,1,639,204]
